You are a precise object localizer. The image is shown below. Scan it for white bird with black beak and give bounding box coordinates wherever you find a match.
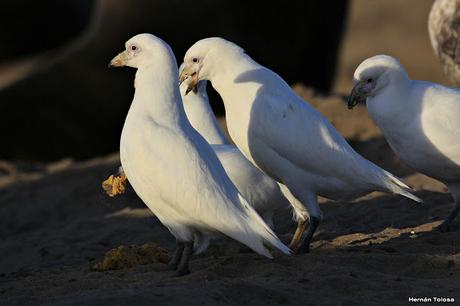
[109,34,290,276]
[349,54,460,231]
[180,38,421,253]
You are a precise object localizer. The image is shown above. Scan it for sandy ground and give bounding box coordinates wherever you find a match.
[1,0,460,305]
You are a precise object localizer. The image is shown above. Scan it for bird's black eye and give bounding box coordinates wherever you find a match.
[192,57,199,63]
[367,78,373,83]
[131,45,137,51]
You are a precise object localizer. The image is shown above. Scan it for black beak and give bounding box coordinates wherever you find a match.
[347,82,366,109]
[185,83,198,95]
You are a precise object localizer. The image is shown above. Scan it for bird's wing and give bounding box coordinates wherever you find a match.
[249,69,369,181]
[244,68,420,202]
[212,144,288,213]
[148,127,289,257]
[415,82,460,166]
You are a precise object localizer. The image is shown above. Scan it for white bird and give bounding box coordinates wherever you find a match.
[349,54,460,231]
[110,72,289,226]
[180,38,421,253]
[178,76,290,227]
[178,75,229,145]
[109,33,290,276]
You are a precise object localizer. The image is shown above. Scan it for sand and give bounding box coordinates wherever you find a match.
[1,0,459,305]
[1,92,459,305]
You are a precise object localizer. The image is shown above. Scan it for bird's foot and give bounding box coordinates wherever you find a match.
[171,268,190,277]
[289,220,308,253]
[293,216,319,254]
[295,244,311,254]
[289,241,310,254]
[436,221,451,233]
[155,262,177,272]
[102,174,128,197]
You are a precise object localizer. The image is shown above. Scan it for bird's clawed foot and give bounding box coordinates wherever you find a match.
[288,217,320,254]
[290,217,320,254]
[436,221,452,233]
[436,206,459,233]
[171,267,190,277]
[155,261,179,272]
[289,220,308,253]
[161,241,193,277]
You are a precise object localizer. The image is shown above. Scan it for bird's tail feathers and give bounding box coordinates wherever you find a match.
[230,193,292,257]
[377,170,422,203]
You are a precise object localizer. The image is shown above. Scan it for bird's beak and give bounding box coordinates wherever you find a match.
[109,51,129,68]
[179,66,199,95]
[347,81,367,109]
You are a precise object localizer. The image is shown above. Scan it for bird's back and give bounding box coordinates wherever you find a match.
[226,66,392,198]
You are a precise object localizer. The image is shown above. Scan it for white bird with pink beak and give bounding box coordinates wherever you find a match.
[109,33,290,276]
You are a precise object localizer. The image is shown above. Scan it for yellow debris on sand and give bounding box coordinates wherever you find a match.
[102,173,128,197]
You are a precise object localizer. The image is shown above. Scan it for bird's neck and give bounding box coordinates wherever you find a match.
[209,52,259,95]
[183,89,229,145]
[131,65,187,127]
[367,79,411,128]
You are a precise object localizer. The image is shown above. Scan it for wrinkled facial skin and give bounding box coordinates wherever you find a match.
[347,79,376,109]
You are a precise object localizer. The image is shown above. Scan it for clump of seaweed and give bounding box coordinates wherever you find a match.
[92,243,169,271]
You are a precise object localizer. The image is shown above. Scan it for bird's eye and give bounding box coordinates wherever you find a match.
[192,57,199,63]
[367,78,373,83]
[131,45,137,51]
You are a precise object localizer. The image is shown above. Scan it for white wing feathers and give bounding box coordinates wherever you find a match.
[251,67,420,202]
[161,131,290,257]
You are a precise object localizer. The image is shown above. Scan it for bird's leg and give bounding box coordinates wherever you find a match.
[284,188,321,254]
[437,200,460,232]
[297,216,320,254]
[167,241,185,270]
[156,241,184,271]
[289,220,308,251]
[173,241,193,277]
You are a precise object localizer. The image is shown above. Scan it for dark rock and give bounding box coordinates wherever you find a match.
[0,0,349,160]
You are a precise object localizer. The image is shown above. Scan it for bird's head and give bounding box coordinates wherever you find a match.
[348,55,408,109]
[109,33,170,69]
[178,62,207,95]
[179,37,244,95]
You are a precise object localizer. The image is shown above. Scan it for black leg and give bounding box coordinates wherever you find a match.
[173,242,193,277]
[167,241,185,270]
[297,216,320,254]
[437,201,460,232]
[156,241,184,271]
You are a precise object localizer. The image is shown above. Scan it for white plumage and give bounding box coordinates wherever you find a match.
[350,54,460,231]
[179,77,229,145]
[179,77,289,227]
[111,34,289,275]
[180,38,421,252]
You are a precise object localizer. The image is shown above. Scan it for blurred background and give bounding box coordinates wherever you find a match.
[3,2,460,303]
[0,0,450,161]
